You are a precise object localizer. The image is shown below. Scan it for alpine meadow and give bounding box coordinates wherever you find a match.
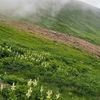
[0,0,100,100]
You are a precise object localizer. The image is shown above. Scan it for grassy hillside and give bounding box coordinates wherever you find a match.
[23,1,100,46]
[0,23,100,100]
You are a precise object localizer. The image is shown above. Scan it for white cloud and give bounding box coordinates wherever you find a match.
[0,0,70,17]
[0,0,100,18]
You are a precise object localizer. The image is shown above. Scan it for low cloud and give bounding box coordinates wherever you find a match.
[0,0,99,19]
[0,0,70,18]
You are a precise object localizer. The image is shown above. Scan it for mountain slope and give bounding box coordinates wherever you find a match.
[0,18,100,99]
[1,18,100,58]
[23,1,100,46]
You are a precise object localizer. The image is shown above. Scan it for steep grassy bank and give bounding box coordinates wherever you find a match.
[0,23,100,99]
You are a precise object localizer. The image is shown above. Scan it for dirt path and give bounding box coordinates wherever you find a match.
[0,19,100,58]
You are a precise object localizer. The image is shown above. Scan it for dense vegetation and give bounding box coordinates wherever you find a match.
[0,23,100,100]
[23,1,100,46]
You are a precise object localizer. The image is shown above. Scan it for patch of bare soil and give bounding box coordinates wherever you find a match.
[0,19,100,58]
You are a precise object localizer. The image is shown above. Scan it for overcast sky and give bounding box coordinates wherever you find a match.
[79,0,100,8]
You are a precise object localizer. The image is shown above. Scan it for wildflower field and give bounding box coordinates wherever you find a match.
[0,24,100,100]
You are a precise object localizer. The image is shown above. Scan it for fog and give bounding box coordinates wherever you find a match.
[0,0,71,18]
[0,0,100,19]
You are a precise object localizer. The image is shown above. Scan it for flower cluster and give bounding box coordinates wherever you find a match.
[26,87,32,98]
[13,50,51,63]
[0,44,60,99]
[40,86,44,93]
[28,79,38,87]
[28,79,33,86]
[0,84,3,91]
[0,77,60,100]
[11,82,16,91]
[56,93,60,99]
[0,45,12,52]
[46,90,52,99]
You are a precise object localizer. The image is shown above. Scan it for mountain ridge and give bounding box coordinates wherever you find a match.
[22,1,100,46]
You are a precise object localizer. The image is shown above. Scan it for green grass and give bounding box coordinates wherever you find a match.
[0,23,100,99]
[23,1,100,46]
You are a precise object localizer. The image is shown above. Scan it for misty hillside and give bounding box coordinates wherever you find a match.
[23,1,100,46]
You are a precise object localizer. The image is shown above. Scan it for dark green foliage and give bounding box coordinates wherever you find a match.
[0,24,100,99]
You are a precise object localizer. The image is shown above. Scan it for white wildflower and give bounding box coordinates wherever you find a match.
[33,79,37,87]
[41,62,49,68]
[40,86,44,93]
[46,90,52,99]
[31,58,35,61]
[56,93,60,99]
[11,82,16,91]
[26,92,31,98]
[26,87,32,98]
[1,84,3,91]
[28,87,32,93]
[46,95,51,99]
[36,59,39,62]
[28,79,33,86]
[7,48,11,52]
[47,90,52,95]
